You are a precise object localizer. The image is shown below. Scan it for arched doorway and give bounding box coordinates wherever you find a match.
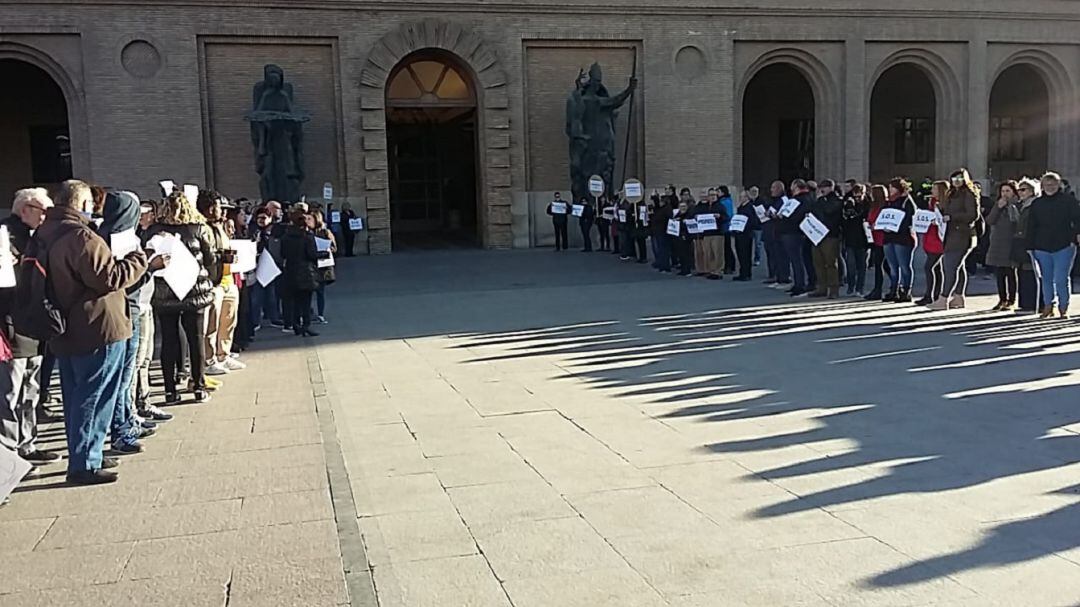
[0,59,72,204]
[385,49,479,250]
[741,64,815,189]
[869,64,936,182]
[988,64,1049,181]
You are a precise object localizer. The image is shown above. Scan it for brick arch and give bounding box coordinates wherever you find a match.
[991,49,1077,174]
[0,41,91,180]
[867,49,965,175]
[358,20,511,253]
[735,48,842,185]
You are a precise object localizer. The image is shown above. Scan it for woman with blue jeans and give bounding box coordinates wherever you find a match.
[880,180,918,302]
[1027,172,1080,319]
[929,169,980,311]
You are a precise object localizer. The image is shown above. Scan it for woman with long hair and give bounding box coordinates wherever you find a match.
[144,192,217,404]
[864,185,889,300]
[985,180,1021,310]
[1013,177,1043,313]
[929,169,981,310]
[1027,171,1080,319]
[311,207,337,324]
[881,178,918,302]
[915,181,947,305]
[841,183,869,296]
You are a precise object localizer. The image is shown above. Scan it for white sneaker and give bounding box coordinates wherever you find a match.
[205,361,231,376]
[222,357,246,371]
[228,352,241,360]
[314,316,328,325]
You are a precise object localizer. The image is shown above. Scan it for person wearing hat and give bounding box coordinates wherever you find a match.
[808,179,844,298]
[197,191,245,377]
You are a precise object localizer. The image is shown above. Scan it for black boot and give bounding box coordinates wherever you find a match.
[864,290,882,301]
[895,288,912,303]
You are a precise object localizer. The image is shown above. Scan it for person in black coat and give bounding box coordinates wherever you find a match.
[840,183,870,296]
[578,198,595,252]
[733,190,762,281]
[808,179,844,298]
[649,193,673,272]
[280,209,330,336]
[143,191,217,403]
[546,192,570,252]
[597,196,613,251]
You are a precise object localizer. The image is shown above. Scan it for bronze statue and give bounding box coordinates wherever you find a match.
[565,63,636,200]
[246,64,310,202]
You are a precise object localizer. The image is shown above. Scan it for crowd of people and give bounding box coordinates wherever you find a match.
[1,180,344,493]
[551,169,1080,316]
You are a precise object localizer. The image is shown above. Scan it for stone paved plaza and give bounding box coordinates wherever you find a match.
[2,250,1079,606]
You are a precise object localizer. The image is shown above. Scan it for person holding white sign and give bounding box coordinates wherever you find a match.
[546,192,570,252]
[761,181,790,286]
[733,190,762,281]
[597,197,614,252]
[577,197,596,252]
[914,181,947,305]
[616,195,635,260]
[311,209,338,323]
[37,180,149,484]
[778,180,815,297]
[692,189,724,279]
[196,191,245,379]
[649,191,675,272]
[672,193,694,275]
[339,202,358,257]
[840,184,870,296]
[928,169,980,310]
[630,197,650,263]
[806,180,844,298]
[144,191,217,406]
[880,178,919,302]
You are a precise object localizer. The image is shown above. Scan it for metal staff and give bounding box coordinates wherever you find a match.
[619,51,638,189]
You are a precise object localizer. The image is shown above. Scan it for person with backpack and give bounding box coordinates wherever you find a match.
[0,188,61,467]
[928,169,981,310]
[27,180,149,485]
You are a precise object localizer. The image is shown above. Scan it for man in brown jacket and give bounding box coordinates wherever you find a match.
[35,180,148,485]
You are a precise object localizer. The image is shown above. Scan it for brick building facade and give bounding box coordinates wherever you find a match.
[1,1,1078,253]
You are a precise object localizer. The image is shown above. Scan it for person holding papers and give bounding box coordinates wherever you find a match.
[928,169,980,310]
[692,191,719,279]
[733,190,761,281]
[632,197,650,264]
[985,181,1021,311]
[144,191,217,405]
[808,179,844,298]
[578,198,595,252]
[546,192,570,252]
[650,193,673,272]
[197,191,244,378]
[36,181,148,484]
[881,178,918,303]
[914,181,947,306]
[673,194,694,276]
[864,186,889,301]
[778,180,814,297]
[311,208,337,323]
[717,186,737,274]
[281,209,330,337]
[616,194,635,261]
[762,181,790,287]
[597,196,614,252]
[1013,178,1043,313]
[339,202,358,257]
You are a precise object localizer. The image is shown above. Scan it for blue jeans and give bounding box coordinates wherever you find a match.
[250,280,281,325]
[884,243,914,290]
[316,283,326,317]
[752,230,764,263]
[1032,245,1077,310]
[780,234,807,290]
[845,246,867,293]
[111,314,140,442]
[655,237,672,271]
[59,341,126,472]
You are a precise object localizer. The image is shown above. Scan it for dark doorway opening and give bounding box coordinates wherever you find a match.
[0,59,71,204]
[988,64,1049,181]
[742,64,815,189]
[869,63,936,183]
[386,51,479,250]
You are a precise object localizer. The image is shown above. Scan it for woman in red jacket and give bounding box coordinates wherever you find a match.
[864,185,889,300]
[915,181,947,305]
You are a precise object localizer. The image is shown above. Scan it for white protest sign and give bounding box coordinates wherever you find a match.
[913,209,937,234]
[315,237,333,253]
[874,208,905,233]
[863,221,874,244]
[935,207,947,227]
[349,217,364,231]
[323,182,333,201]
[551,202,568,215]
[618,209,627,223]
[230,239,258,274]
[623,179,644,203]
[154,233,199,300]
[667,219,681,237]
[799,214,830,246]
[638,207,648,222]
[571,204,585,217]
[601,206,615,220]
[0,447,32,503]
[729,215,749,233]
[183,184,199,205]
[685,218,701,234]
[754,205,769,223]
[0,227,15,288]
[159,180,176,195]
[696,214,718,232]
[255,249,281,287]
[588,175,605,197]
[318,252,335,269]
[109,228,141,259]
[331,211,341,223]
[779,197,801,218]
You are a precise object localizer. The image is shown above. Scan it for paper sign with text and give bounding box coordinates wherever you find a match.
[571,204,584,217]
[729,215,749,233]
[349,218,363,231]
[874,208,905,233]
[667,219,681,237]
[799,214,829,246]
[779,198,801,218]
[912,210,937,234]
[551,202,568,215]
[696,214,718,232]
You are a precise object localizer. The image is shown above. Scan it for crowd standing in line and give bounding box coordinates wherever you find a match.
[1,180,341,497]
[555,169,1079,316]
